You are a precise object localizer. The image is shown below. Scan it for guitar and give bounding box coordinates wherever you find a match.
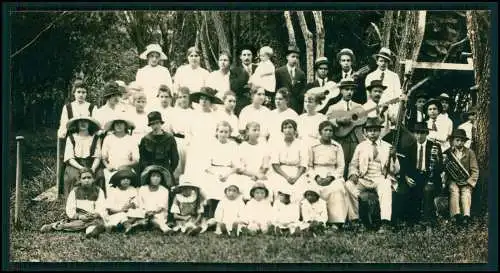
[326,96,402,138]
[311,65,372,113]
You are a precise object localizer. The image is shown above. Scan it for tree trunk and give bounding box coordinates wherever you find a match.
[394,11,427,79]
[297,11,314,83]
[284,11,297,47]
[312,11,324,58]
[382,11,394,48]
[210,11,230,54]
[231,12,240,65]
[199,12,212,71]
[466,10,491,215]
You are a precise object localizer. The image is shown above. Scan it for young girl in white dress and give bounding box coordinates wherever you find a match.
[128,92,150,146]
[212,184,246,236]
[238,87,271,142]
[240,182,274,235]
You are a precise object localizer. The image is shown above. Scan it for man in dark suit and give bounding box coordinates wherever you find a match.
[332,48,367,105]
[305,57,341,115]
[230,45,258,116]
[405,122,444,228]
[275,45,307,114]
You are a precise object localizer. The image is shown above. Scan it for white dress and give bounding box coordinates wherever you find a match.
[137,185,170,223]
[173,65,210,96]
[238,104,271,141]
[206,70,231,99]
[127,110,151,146]
[103,187,142,227]
[234,141,272,200]
[242,198,273,230]
[214,196,246,229]
[267,108,299,145]
[297,112,326,147]
[101,134,140,192]
[135,64,173,106]
[272,201,301,229]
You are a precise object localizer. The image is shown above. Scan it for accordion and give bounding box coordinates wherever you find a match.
[444,149,470,182]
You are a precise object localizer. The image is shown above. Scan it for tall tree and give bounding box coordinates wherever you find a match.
[297,11,314,83]
[466,10,491,213]
[312,11,325,58]
[210,11,230,54]
[284,11,297,47]
[381,11,394,48]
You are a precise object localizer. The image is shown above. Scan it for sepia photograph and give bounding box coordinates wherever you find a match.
[3,2,497,269]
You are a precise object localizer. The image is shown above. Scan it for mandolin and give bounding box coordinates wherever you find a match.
[327,96,402,138]
[312,65,372,113]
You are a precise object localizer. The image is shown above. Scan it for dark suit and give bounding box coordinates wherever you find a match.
[230,63,257,116]
[333,70,367,105]
[275,65,307,114]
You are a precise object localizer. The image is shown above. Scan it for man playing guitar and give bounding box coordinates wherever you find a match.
[306,57,339,115]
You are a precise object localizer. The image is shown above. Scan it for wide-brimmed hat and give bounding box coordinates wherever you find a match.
[66,116,101,134]
[338,78,358,89]
[103,81,122,98]
[372,47,393,63]
[424,98,443,113]
[336,48,356,63]
[314,57,329,69]
[103,115,136,132]
[139,44,167,60]
[303,185,320,198]
[172,175,200,193]
[412,122,429,134]
[110,167,137,188]
[438,93,452,102]
[286,45,301,55]
[140,165,173,188]
[249,182,269,198]
[224,184,240,194]
[366,79,387,91]
[147,111,165,126]
[189,87,223,104]
[449,129,469,141]
[364,116,384,129]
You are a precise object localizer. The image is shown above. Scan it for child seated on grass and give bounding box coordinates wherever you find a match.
[212,184,246,237]
[170,175,206,236]
[299,185,328,236]
[40,168,106,238]
[103,167,142,234]
[240,182,273,235]
[271,188,302,236]
[135,165,173,234]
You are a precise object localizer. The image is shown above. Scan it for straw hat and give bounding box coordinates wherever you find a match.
[103,114,135,132]
[172,175,200,193]
[66,116,101,134]
[109,167,137,188]
[338,78,358,89]
[336,48,356,63]
[139,44,167,60]
[140,165,173,188]
[372,47,393,63]
[366,80,387,91]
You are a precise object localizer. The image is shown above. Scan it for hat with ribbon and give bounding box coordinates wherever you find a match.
[372,47,393,63]
[103,114,135,132]
[172,175,200,193]
[139,44,167,60]
[189,87,223,105]
[366,79,387,91]
[338,77,358,89]
[103,81,122,99]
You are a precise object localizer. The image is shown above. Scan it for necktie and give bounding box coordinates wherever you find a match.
[372,142,378,160]
[432,119,437,131]
[380,71,385,82]
[376,103,380,115]
[344,73,347,79]
[290,68,295,85]
[346,101,350,111]
[417,145,423,171]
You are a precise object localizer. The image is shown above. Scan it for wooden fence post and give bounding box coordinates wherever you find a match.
[15,136,24,228]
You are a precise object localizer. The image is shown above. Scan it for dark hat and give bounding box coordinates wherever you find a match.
[249,182,269,198]
[314,57,329,69]
[103,81,122,98]
[140,165,173,188]
[303,185,320,198]
[147,111,165,126]
[372,47,393,63]
[438,93,452,102]
[412,122,429,133]
[66,116,101,134]
[424,98,443,113]
[109,167,137,188]
[336,48,356,63]
[286,45,301,55]
[338,78,358,89]
[189,87,223,105]
[366,80,387,91]
[364,116,384,129]
[238,44,255,55]
[449,129,469,140]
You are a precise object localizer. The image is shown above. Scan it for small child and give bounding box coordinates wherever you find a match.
[101,116,139,194]
[137,165,173,234]
[240,182,273,235]
[57,80,96,139]
[212,184,246,236]
[103,167,142,233]
[299,186,328,236]
[40,168,106,238]
[250,46,276,109]
[170,175,206,236]
[272,188,302,235]
[128,92,151,146]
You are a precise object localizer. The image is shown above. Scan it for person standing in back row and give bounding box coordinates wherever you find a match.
[230,45,258,116]
[275,45,306,114]
[333,48,367,105]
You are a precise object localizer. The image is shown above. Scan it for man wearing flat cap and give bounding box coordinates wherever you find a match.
[275,45,307,114]
[333,48,367,104]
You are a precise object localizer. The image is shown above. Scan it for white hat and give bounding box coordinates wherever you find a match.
[103,114,135,132]
[139,44,167,60]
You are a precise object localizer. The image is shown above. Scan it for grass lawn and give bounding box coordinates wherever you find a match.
[7,129,489,263]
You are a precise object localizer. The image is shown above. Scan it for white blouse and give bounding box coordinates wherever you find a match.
[65,187,106,219]
[206,70,231,99]
[105,187,139,212]
[63,134,101,162]
[238,141,270,173]
[206,139,239,168]
[273,201,300,225]
[297,112,326,142]
[300,198,328,223]
[135,65,173,105]
[242,198,273,223]
[268,108,299,144]
[271,138,309,168]
[238,105,271,138]
[214,196,246,224]
[137,185,170,212]
[173,65,210,95]
[101,134,140,169]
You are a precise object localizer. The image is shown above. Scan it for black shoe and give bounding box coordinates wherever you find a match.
[462,216,471,227]
[452,214,463,226]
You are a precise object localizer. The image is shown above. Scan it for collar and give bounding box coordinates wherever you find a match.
[368,139,382,146]
[342,69,353,76]
[316,76,327,82]
[419,140,427,148]
[287,64,296,71]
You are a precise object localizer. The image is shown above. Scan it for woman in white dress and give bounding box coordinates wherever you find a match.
[298,89,327,147]
[135,44,173,107]
[268,87,299,144]
[207,51,232,100]
[173,47,210,98]
[238,87,271,142]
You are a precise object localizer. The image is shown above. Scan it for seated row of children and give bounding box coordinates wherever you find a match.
[40,166,330,238]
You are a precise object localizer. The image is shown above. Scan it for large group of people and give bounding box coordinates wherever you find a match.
[41,43,479,238]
